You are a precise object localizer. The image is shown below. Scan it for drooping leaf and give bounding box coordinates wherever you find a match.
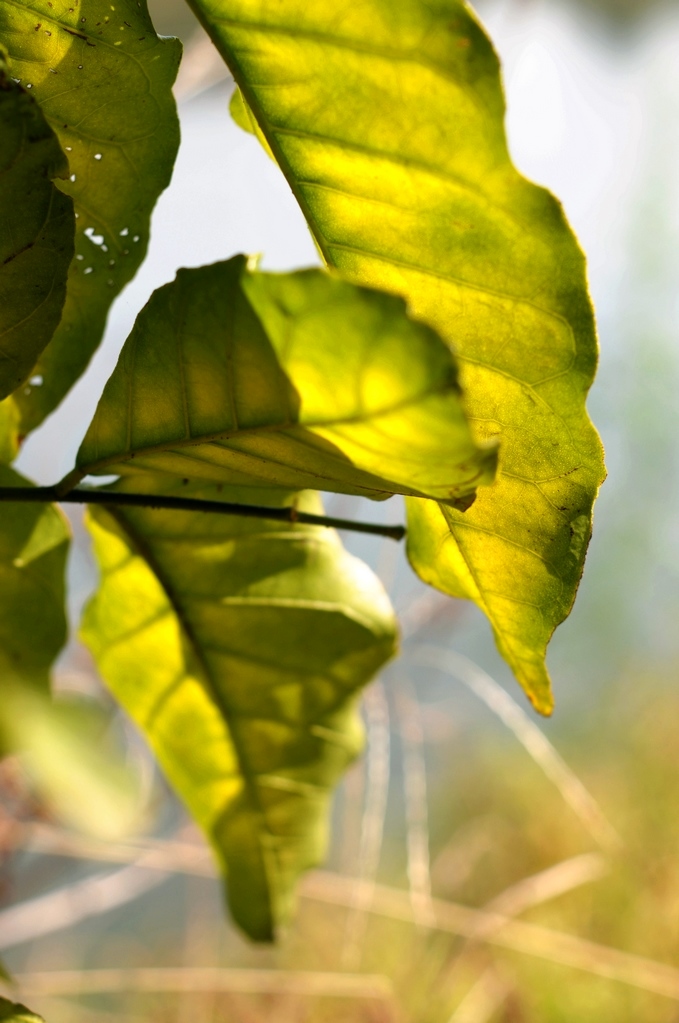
[73,256,496,507]
[0,467,69,700]
[191,0,606,711]
[0,57,74,401]
[0,0,181,433]
[0,999,44,1023]
[82,476,397,939]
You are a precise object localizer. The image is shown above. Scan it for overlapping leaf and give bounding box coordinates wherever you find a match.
[0,0,181,432]
[0,59,74,400]
[82,476,397,939]
[191,0,606,710]
[74,256,497,506]
[0,467,69,701]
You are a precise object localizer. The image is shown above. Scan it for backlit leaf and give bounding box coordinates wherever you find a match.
[74,256,497,506]
[0,58,74,400]
[0,467,69,700]
[193,0,606,711]
[0,0,181,433]
[82,476,397,939]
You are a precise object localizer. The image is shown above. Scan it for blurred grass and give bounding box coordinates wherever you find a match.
[6,668,679,1020]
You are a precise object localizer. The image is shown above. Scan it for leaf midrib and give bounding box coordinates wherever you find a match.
[80,376,465,477]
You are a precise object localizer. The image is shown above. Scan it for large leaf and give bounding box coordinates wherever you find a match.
[73,256,497,506]
[0,467,69,698]
[0,57,74,400]
[190,0,606,711]
[82,476,397,939]
[0,0,181,433]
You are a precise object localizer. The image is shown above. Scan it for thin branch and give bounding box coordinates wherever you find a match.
[0,486,406,541]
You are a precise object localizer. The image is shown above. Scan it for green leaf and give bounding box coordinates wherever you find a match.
[0,57,74,401]
[0,999,44,1023]
[192,0,606,711]
[0,467,69,700]
[0,0,181,433]
[0,400,20,465]
[82,476,397,939]
[74,256,496,507]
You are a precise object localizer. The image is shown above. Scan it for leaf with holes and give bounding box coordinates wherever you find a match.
[191,0,606,711]
[81,476,397,940]
[0,57,74,401]
[73,256,497,507]
[0,0,181,433]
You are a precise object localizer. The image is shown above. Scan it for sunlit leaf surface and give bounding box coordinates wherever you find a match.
[82,477,397,939]
[0,0,181,432]
[0,61,74,400]
[75,256,497,507]
[0,467,69,698]
[193,0,606,710]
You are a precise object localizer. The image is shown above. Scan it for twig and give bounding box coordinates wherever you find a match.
[0,487,405,541]
[412,646,622,853]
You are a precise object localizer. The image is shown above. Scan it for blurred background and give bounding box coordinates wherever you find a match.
[3,0,679,1018]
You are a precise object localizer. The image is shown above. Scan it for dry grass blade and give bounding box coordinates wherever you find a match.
[12,968,394,1000]
[342,681,391,969]
[0,858,169,951]
[304,872,679,1001]
[413,646,621,853]
[447,967,512,1023]
[395,677,435,929]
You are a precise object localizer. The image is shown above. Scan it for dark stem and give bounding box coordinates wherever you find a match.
[0,487,406,542]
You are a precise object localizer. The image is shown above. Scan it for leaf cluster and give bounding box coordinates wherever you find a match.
[0,0,603,945]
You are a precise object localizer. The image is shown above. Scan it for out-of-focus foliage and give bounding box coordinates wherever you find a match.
[0,999,44,1023]
[0,468,69,701]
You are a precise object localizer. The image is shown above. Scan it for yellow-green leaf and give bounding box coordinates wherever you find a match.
[0,58,74,400]
[0,468,69,698]
[82,476,397,939]
[192,0,605,711]
[0,999,44,1023]
[74,256,497,507]
[0,0,181,433]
